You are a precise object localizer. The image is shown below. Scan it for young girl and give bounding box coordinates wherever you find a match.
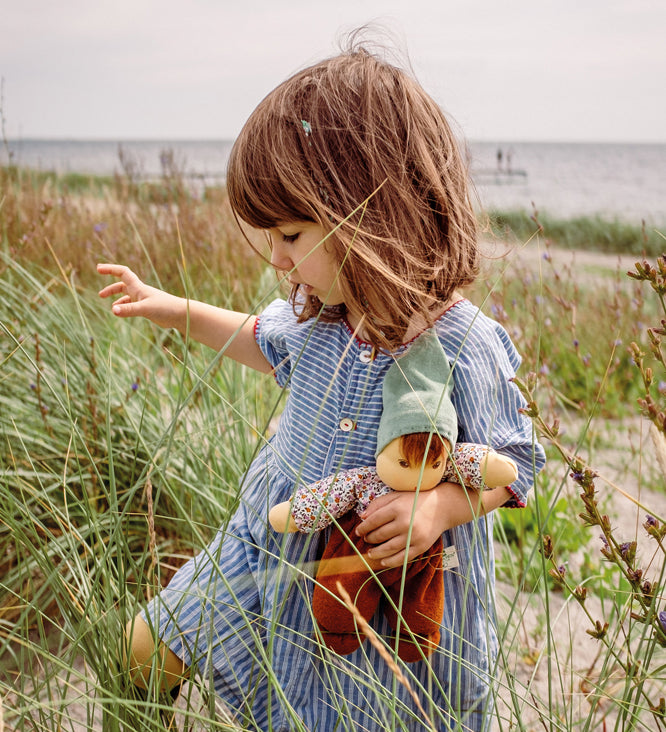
[98,42,545,732]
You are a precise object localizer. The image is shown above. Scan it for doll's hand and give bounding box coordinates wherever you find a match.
[98,264,184,330]
[355,485,451,568]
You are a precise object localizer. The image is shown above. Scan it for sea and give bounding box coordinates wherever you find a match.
[3,138,665,227]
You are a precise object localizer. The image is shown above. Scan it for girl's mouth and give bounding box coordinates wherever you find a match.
[289,278,313,295]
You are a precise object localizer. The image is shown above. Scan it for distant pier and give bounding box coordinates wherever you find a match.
[471,168,528,185]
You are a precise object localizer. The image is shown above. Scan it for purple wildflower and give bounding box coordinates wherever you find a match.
[659,610,666,634]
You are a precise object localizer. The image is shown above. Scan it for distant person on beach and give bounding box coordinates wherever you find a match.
[496,147,503,171]
[506,147,514,174]
[98,33,544,732]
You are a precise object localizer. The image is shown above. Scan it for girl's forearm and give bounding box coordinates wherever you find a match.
[173,299,272,372]
[98,263,272,373]
[435,481,513,531]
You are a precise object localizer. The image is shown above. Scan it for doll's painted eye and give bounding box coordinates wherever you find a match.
[431,460,442,470]
[398,459,410,468]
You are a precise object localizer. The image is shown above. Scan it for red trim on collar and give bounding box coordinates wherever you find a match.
[341,298,468,350]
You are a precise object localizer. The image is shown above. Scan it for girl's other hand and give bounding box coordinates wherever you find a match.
[357,480,512,568]
[355,487,450,569]
[97,263,184,330]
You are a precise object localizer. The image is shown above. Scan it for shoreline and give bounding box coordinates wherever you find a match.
[482,239,644,276]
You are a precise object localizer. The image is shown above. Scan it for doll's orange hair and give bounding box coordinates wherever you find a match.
[400,432,447,468]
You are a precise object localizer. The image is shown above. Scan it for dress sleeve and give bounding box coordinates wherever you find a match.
[253,299,295,387]
[442,309,546,508]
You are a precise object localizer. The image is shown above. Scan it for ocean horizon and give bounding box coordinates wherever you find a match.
[3,138,665,226]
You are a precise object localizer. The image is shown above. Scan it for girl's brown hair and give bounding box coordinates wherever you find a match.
[226,35,479,351]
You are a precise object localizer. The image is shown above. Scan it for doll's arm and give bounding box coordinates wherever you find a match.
[269,468,368,533]
[268,501,299,532]
[444,443,518,490]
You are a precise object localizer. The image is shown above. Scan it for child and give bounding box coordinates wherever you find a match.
[268,327,519,663]
[98,41,545,732]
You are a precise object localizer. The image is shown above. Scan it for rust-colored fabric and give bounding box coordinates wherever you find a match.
[311,511,444,662]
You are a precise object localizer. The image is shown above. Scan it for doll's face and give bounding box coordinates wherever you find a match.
[375,438,446,492]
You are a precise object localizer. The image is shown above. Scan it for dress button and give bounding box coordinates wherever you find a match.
[339,417,355,432]
[359,350,373,364]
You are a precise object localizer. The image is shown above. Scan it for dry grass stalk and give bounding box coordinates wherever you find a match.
[334,581,436,732]
[651,422,666,480]
[144,467,158,600]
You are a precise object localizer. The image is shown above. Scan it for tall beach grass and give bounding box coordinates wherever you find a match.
[1,163,666,730]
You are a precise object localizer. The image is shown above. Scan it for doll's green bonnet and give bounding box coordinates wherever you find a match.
[375,328,458,457]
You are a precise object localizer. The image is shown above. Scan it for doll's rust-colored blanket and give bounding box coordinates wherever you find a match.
[312,511,443,662]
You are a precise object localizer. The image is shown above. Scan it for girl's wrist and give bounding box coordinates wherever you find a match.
[432,481,481,532]
[434,480,512,531]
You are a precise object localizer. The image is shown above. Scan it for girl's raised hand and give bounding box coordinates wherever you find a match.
[97,263,184,330]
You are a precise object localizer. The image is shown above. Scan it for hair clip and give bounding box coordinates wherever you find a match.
[317,181,329,204]
[301,120,312,137]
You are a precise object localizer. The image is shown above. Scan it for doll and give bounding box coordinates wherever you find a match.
[269,329,518,662]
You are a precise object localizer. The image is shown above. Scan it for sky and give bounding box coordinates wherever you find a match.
[2,0,665,143]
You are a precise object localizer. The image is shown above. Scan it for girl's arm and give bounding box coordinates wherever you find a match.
[97,264,272,373]
[354,482,512,568]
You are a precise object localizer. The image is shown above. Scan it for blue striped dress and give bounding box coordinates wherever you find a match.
[142,297,545,731]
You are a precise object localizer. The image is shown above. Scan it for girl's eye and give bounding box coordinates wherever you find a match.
[432,461,442,470]
[282,232,299,244]
[398,460,410,468]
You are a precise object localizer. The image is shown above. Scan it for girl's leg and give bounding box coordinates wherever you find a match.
[125,614,187,691]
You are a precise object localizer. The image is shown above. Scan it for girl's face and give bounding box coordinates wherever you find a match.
[268,222,345,306]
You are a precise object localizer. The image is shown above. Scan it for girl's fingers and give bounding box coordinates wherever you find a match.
[367,534,403,556]
[111,304,131,317]
[98,282,126,298]
[111,298,142,317]
[97,262,132,277]
[376,549,407,569]
[97,263,143,290]
[359,518,400,545]
[368,539,410,568]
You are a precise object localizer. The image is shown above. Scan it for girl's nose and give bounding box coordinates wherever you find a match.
[270,241,293,273]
